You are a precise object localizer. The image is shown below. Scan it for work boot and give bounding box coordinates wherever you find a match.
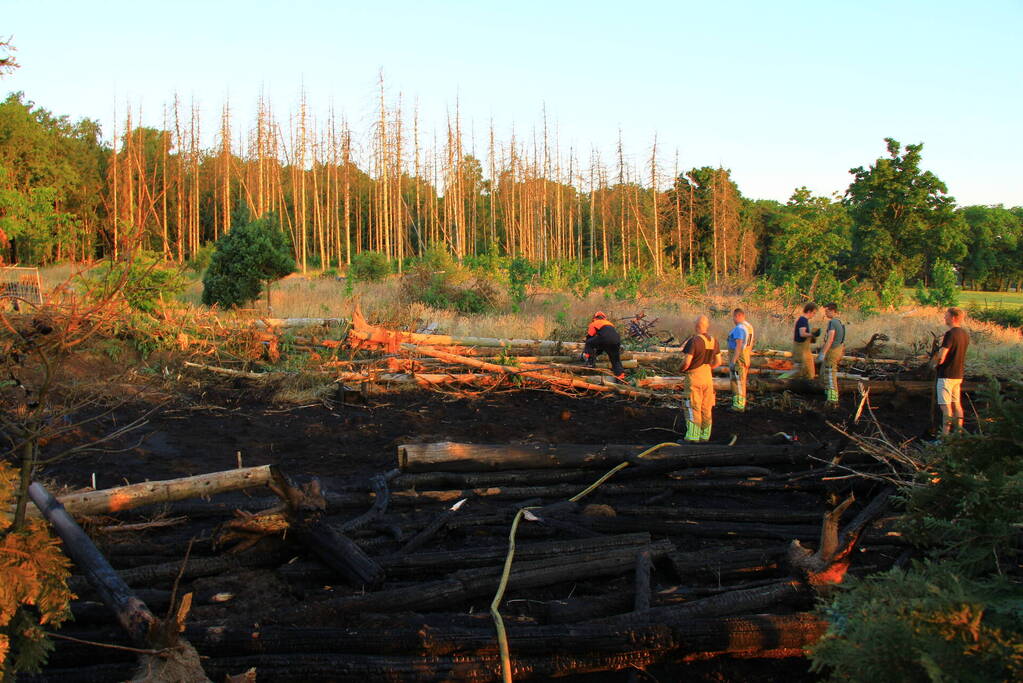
[700,423,712,442]
[731,395,745,412]
[684,421,700,442]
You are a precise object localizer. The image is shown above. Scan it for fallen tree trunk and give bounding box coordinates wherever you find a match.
[277,540,673,623]
[194,613,826,681]
[29,483,212,682]
[397,442,813,473]
[49,465,274,518]
[403,344,658,399]
[270,470,385,589]
[30,483,157,644]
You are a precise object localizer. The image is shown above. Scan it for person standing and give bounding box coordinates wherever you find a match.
[793,303,819,379]
[582,312,626,380]
[680,315,722,442]
[727,308,754,411]
[929,307,969,435]
[818,303,845,405]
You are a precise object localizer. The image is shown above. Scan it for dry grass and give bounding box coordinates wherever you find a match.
[35,265,1023,379]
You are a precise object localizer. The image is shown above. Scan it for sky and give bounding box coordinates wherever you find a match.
[3,0,1021,205]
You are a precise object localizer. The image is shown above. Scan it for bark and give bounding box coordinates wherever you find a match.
[49,465,274,518]
[29,483,156,645]
[398,442,814,473]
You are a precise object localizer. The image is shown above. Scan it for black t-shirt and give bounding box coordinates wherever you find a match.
[937,327,969,379]
[794,316,810,343]
[683,334,717,371]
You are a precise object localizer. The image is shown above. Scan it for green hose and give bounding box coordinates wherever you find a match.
[490,441,680,683]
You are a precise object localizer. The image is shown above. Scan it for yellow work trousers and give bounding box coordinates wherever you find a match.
[730,349,751,411]
[793,340,815,380]
[683,365,715,442]
[822,345,844,403]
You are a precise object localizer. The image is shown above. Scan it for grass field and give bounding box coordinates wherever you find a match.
[957,289,1023,310]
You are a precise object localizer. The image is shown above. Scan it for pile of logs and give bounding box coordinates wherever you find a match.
[26,439,908,682]
[182,309,958,403]
[326,308,954,400]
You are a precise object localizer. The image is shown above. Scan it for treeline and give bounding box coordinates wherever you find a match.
[1,89,1022,295]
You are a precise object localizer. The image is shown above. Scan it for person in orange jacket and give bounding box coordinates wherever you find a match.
[582,311,626,380]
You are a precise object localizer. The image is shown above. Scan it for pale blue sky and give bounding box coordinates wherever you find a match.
[3,0,1021,205]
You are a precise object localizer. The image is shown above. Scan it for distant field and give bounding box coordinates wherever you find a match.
[957,290,1023,310]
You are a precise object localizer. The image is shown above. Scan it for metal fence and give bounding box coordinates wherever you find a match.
[1,267,43,308]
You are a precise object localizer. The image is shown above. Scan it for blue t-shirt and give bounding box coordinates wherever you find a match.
[794,316,810,343]
[727,322,753,351]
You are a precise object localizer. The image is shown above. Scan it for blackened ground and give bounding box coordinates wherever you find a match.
[31,380,935,683]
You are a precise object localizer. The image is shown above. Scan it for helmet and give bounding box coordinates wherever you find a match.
[593,311,607,320]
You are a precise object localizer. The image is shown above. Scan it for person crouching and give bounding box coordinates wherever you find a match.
[582,312,626,380]
[680,315,723,442]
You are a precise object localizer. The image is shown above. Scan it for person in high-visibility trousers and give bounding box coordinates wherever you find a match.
[792,303,819,379]
[818,302,845,405]
[680,315,722,442]
[727,308,754,411]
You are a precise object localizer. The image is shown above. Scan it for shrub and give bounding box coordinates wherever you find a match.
[186,244,215,273]
[812,271,846,307]
[811,383,1023,681]
[508,257,533,307]
[879,270,905,310]
[401,265,498,314]
[202,213,295,308]
[811,562,1023,682]
[348,251,391,282]
[914,259,960,307]
[970,307,1023,329]
[0,462,74,676]
[85,251,186,314]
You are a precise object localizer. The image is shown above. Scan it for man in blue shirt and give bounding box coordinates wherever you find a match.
[727,308,754,411]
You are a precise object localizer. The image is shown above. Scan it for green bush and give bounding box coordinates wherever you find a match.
[201,214,295,308]
[811,562,1023,682]
[414,244,457,273]
[508,257,533,307]
[401,265,497,314]
[879,270,905,310]
[970,307,1023,329]
[914,259,960,307]
[85,251,186,314]
[812,383,1023,681]
[186,244,215,274]
[348,251,391,282]
[813,271,846,306]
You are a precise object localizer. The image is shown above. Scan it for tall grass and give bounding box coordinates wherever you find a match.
[34,264,1023,378]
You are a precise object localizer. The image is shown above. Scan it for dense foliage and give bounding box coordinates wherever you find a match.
[84,251,186,313]
[811,384,1023,681]
[347,250,390,282]
[0,462,74,677]
[201,214,295,308]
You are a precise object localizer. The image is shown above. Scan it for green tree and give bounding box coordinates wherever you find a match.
[768,187,852,296]
[959,205,1022,290]
[845,139,966,290]
[201,213,295,308]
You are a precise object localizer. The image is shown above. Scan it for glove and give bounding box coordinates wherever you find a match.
[728,362,736,375]
[817,352,825,363]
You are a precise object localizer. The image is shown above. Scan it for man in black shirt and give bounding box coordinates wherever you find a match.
[929,307,969,434]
